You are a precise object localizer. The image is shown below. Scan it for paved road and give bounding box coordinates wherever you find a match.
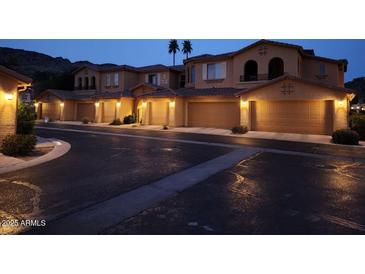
[1,123,364,234]
[0,126,232,234]
[107,152,365,235]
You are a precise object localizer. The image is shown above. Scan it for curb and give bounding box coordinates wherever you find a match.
[0,140,71,175]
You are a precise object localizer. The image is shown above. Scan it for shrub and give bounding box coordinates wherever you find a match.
[82,118,89,124]
[110,118,122,125]
[17,103,36,134]
[332,129,359,145]
[231,125,248,134]
[1,134,37,156]
[350,113,365,140]
[162,125,169,130]
[123,114,136,124]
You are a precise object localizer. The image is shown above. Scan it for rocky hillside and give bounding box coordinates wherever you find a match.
[345,77,365,103]
[0,46,116,95]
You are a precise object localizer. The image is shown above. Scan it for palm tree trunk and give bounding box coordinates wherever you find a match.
[186,53,188,60]
[173,54,175,66]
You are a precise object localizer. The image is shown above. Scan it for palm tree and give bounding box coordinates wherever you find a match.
[168,39,180,66]
[182,40,193,60]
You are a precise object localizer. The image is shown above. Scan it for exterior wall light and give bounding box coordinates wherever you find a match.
[34,102,39,108]
[95,102,100,107]
[169,100,175,108]
[60,102,64,107]
[5,92,13,100]
[116,102,121,108]
[337,100,345,108]
[142,101,147,108]
[240,100,248,108]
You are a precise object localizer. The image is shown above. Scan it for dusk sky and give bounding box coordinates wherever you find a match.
[0,39,364,81]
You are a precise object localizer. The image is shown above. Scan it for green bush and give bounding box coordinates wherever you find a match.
[17,103,36,134]
[123,114,136,124]
[82,118,89,124]
[332,129,359,145]
[350,113,365,140]
[1,134,37,156]
[231,125,248,134]
[162,125,169,130]
[110,118,122,125]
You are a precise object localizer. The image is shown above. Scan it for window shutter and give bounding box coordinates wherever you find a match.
[157,73,161,85]
[202,64,207,80]
[145,74,148,83]
[220,62,227,79]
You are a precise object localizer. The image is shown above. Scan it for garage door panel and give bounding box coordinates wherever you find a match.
[188,102,240,129]
[252,100,333,135]
[150,101,169,125]
[77,103,95,121]
[42,103,60,120]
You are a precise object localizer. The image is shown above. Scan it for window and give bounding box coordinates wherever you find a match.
[319,64,326,75]
[113,73,119,87]
[148,74,158,85]
[106,74,111,87]
[77,77,82,89]
[203,62,226,80]
[91,76,96,89]
[191,65,196,83]
[268,57,284,80]
[244,60,258,81]
[84,77,89,89]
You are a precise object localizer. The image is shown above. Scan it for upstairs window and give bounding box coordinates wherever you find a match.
[268,57,284,80]
[243,60,258,81]
[319,64,326,75]
[148,73,158,85]
[191,65,196,83]
[113,72,119,87]
[106,74,111,87]
[91,76,96,89]
[77,77,82,89]
[205,62,225,80]
[84,77,89,89]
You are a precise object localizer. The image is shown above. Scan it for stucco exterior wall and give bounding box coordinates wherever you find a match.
[74,68,100,91]
[0,74,18,141]
[302,59,340,87]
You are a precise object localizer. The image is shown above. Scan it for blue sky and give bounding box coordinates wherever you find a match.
[0,39,364,81]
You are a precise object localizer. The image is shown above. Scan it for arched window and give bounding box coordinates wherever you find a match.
[91,76,96,89]
[268,57,284,80]
[77,77,82,90]
[84,77,89,89]
[244,60,258,81]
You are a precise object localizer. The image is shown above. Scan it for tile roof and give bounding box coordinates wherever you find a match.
[36,89,133,100]
[0,65,32,84]
[234,74,356,96]
[138,87,245,98]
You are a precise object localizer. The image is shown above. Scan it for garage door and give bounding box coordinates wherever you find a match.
[41,103,60,120]
[77,103,95,121]
[251,100,333,135]
[188,102,240,129]
[150,101,169,125]
[102,101,116,123]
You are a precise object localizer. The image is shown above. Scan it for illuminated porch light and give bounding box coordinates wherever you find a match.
[34,102,39,108]
[60,102,64,107]
[116,102,121,108]
[169,100,175,108]
[5,92,13,100]
[240,100,248,108]
[142,101,147,108]
[337,100,345,108]
[95,102,100,107]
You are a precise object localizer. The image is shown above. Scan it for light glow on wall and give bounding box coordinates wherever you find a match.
[169,100,175,108]
[142,101,147,108]
[60,102,64,107]
[5,92,13,100]
[240,100,248,108]
[337,100,345,108]
[116,102,121,108]
[95,102,100,107]
[34,102,39,108]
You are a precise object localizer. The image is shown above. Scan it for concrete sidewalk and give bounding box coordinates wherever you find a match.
[47,120,365,148]
[0,137,70,174]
